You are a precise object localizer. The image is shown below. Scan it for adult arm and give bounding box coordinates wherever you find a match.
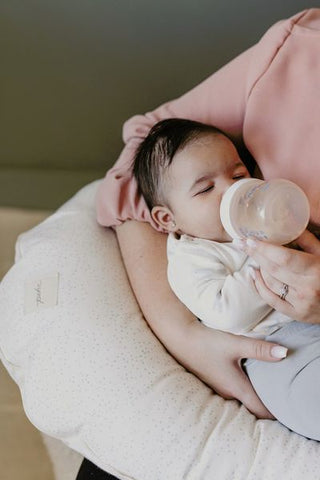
[237,231,320,323]
[96,46,254,229]
[97,15,299,419]
[116,220,287,419]
[96,12,299,228]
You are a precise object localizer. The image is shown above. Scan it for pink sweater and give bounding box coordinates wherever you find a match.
[96,9,320,230]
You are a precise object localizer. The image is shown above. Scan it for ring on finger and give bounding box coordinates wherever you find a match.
[279,283,289,301]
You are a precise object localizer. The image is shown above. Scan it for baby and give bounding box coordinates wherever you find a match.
[134,118,292,336]
[133,118,320,441]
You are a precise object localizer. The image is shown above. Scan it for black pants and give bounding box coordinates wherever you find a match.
[76,458,120,480]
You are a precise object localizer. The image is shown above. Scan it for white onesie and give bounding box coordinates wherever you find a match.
[167,233,292,338]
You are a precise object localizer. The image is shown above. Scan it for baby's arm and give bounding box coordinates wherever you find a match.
[168,241,272,334]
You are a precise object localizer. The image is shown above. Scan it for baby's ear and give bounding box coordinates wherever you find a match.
[151,206,178,232]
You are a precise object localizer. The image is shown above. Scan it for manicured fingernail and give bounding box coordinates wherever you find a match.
[271,346,288,359]
[232,238,246,250]
[247,238,258,249]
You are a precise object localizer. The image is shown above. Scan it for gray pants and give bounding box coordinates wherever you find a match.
[245,321,320,441]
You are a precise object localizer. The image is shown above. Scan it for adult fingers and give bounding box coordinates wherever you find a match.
[257,268,290,299]
[234,332,288,362]
[252,267,320,324]
[250,268,295,317]
[209,353,275,419]
[256,268,296,307]
[236,238,314,282]
[203,330,286,418]
[228,334,285,418]
[296,229,320,255]
[229,365,275,419]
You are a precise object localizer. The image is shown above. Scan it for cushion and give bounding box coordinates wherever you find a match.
[1,180,320,480]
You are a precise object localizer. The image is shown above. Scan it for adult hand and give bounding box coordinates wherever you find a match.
[194,325,287,419]
[234,230,320,323]
[117,221,287,421]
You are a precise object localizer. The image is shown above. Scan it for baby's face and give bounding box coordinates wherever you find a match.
[164,133,250,242]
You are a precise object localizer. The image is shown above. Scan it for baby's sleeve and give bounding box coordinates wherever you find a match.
[167,240,272,334]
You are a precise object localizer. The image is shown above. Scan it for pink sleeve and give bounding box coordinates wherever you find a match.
[95,46,253,229]
[95,10,302,229]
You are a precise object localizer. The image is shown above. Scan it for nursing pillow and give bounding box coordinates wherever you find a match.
[1,180,320,480]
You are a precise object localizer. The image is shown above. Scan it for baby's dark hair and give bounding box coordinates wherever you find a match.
[133,118,225,210]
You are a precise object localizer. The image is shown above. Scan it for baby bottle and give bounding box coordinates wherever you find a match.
[220,178,310,245]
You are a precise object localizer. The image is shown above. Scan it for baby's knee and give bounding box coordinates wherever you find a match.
[246,356,320,441]
[286,360,320,440]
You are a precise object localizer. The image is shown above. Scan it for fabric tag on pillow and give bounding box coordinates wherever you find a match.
[24,273,60,314]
